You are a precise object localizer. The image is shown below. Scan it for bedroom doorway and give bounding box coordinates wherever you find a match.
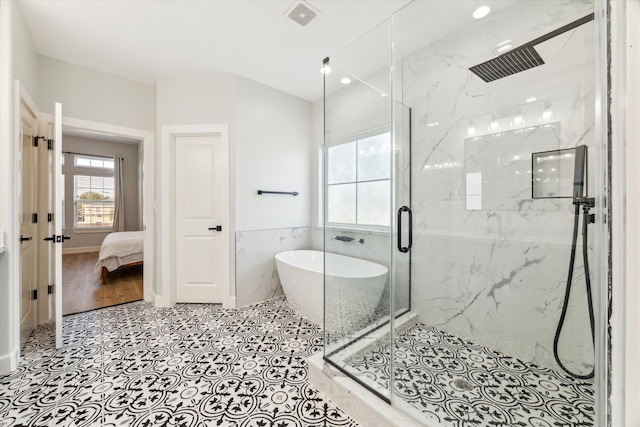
[60,131,144,314]
[57,117,155,315]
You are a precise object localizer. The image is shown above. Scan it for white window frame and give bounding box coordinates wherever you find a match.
[71,154,115,231]
[322,128,392,231]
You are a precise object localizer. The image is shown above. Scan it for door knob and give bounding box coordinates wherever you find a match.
[19,235,32,243]
[208,226,222,231]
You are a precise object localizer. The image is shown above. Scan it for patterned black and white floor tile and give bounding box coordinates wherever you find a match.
[342,320,595,427]
[0,298,359,427]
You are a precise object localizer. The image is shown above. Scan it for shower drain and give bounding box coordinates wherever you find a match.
[453,378,474,391]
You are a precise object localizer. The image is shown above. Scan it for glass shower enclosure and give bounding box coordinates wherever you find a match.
[323,1,606,425]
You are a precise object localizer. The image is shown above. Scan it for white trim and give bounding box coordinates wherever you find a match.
[160,124,231,307]
[40,114,156,305]
[0,347,18,375]
[154,292,170,308]
[71,228,113,234]
[0,1,19,375]
[62,246,100,255]
[224,296,236,309]
[13,80,27,360]
[624,0,640,422]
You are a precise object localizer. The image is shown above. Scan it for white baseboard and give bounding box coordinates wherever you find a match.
[154,293,171,308]
[62,246,101,255]
[224,296,236,309]
[144,288,155,304]
[0,347,18,375]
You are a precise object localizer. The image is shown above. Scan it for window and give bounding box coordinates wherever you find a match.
[326,132,391,227]
[75,155,114,169]
[72,155,115,228]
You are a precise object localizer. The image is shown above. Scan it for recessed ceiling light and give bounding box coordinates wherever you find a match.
[497,44,512,53]
[340,77,351,85]
[319,65,331,74]
[426,122,439,127]
[497,39,512,46]
[472,6,491,19]
[526,97,537,103]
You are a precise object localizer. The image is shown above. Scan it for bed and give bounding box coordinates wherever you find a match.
[93,231,144,284]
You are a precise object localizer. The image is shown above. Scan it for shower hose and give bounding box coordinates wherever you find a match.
[553,203,595,379]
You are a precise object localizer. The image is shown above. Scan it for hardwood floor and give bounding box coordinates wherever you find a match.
[62,252,143,315]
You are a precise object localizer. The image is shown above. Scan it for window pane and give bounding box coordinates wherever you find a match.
[358,133,391,181]
[327,141,356,184]
[74,155,114,169]
[74,174,115,227]
[327,183,356,224]
[357,180,390,226]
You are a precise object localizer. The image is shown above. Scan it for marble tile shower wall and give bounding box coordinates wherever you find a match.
[235,227,311,307]
[402,1,596,373]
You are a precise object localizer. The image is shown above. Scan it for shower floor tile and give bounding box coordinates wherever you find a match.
[343,322,595,427]
[0,297,358,427]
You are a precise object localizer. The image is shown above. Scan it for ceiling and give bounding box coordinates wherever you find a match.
[18,0,418,102]
[17,0,526,102]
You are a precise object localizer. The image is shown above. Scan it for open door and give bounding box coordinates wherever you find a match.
[53,103,63,348]
[44,103,64,348]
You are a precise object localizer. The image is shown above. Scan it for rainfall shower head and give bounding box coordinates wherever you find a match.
[469,13,594,82]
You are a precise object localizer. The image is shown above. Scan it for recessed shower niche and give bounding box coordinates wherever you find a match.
[317,1,605,426]
[532,145,576,199]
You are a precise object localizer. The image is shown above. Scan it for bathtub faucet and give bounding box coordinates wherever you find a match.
[335,235,354,242]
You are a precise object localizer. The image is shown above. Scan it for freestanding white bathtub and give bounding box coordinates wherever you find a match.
[275,250,388,331]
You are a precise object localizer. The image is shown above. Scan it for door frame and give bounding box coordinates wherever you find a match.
[160,124,233,308]
[40,114,156,303]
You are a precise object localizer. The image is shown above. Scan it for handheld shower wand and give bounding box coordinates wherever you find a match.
[553,145,595,379]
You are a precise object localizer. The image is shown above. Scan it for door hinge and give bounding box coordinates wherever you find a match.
[32,213,38,223]
[31,289,38,300]
[47,139,54,150]
[48,213,54,222]
[33,136,45,147]
[48,284,55,295]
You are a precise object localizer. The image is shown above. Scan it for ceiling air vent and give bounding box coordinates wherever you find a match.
[286,1,319,27]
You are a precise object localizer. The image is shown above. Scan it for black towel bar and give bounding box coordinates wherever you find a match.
[257,190,299,196]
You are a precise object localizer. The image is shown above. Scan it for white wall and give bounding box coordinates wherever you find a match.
[38,57,155,131]
[61,136,141,250]
[155,73,238,298]
[12,3,38,100]
[234,76,312,307]
[156,74,313,306]
[235,76,311,231]
[311,100,323,228]
[0,0,18,375]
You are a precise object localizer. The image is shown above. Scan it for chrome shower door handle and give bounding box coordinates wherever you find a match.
[397,205,412,253]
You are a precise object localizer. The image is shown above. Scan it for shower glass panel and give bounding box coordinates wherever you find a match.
[324,0,604,425]
[389,0,599,424]
[323,20,395,400]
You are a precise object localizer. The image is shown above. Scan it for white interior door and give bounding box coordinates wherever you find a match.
[54,103,63,348]
[43,103,64,348]
[175,134,228,303]
[18,87,38,348]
